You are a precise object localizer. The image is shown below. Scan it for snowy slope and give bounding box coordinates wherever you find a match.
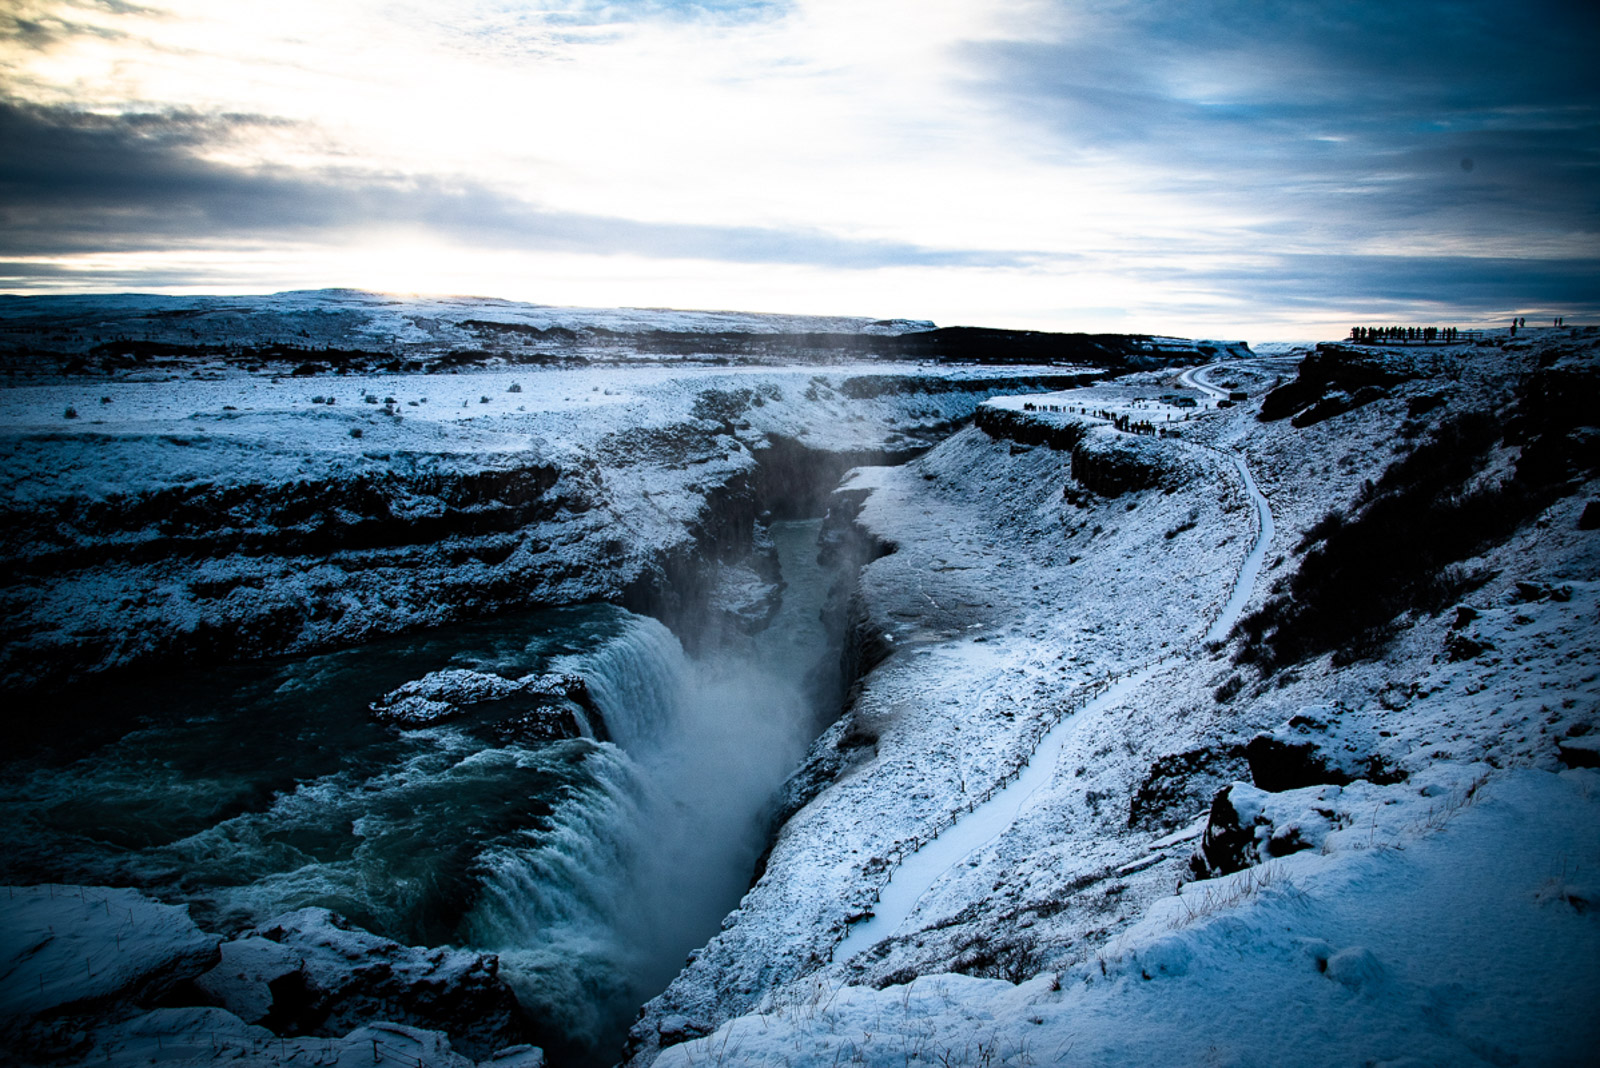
[628,327,1600,1067]
[655,767,1600,1068]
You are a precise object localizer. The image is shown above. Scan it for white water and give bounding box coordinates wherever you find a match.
[463,519,844,1063]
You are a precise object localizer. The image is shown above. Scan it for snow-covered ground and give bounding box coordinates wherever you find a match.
[0,358,1097,692]
[4,304,1597,1068]
[631,327,1600,1066]
[0,289,934,356]
[654,766,1600,1068]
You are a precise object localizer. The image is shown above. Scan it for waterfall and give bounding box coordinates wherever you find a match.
[561,614,693,749]
[456,524,843,1064]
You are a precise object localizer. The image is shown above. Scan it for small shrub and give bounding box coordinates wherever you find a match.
[349,427,363,438]
[63,406,77,419]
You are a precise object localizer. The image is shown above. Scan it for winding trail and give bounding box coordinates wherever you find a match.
[834,362,1274,963]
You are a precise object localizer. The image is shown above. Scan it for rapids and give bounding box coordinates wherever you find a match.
[0,518,849,1065]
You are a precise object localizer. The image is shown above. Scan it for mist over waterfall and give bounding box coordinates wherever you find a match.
[465,519,846,1064]
[0,513,853,1066]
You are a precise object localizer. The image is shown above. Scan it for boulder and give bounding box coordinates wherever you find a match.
[1188,783,1272,880]
[195,908,527,1060]
[1245,708,1403,791]
[1188,782,1347,881]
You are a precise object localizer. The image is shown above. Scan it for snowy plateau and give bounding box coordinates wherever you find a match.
[0,292,1596,1068]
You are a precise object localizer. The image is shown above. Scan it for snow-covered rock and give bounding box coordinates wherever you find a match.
[368,668,601,740]
[0,885,219,1024]
[1243,706,1402,791]
[91,1008,480,1068]
[195,907,527,1060]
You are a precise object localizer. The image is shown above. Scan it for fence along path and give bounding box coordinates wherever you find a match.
[830,362,1275,965]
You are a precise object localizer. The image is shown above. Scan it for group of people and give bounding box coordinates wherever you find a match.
[1017,401,1180,437]
[1509,316,1567,336]
[1349,325,1467,344]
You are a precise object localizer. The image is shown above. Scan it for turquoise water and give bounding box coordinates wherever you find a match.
[0,519,845,1065]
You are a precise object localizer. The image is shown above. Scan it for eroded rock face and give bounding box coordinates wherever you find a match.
[195,908,527,1061]
[973,405,1091,451]
[1070,428,1177,497]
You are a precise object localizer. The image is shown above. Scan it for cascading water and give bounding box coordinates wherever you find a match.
[467,518,848,1063]
[0,517,852,1066]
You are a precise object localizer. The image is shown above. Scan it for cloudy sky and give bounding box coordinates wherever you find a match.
[1,0,1595,337]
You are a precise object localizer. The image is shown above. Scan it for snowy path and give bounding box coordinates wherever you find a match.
[834,364,1274,963]
[1176,362,1231,401]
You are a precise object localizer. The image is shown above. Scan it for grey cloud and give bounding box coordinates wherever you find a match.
[0,101,1031,269]
[1,0,159,51]
[972,0,1600,250]
[1125,251,1600,326]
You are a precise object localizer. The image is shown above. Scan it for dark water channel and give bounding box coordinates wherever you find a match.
[0,518,848,1065]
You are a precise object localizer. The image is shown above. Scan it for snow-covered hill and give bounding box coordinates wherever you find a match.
[630,328,1600,1066]
[2,305,1595,1068]
[0,289,934,354]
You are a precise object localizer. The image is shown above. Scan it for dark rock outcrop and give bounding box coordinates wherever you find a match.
[1245,708,1404,792]
[195,908,526,1060]
[1069,428,1177,497]
[1557,735,1600,769]
[1128,743,1249,831]
[1187,782,1273,880]
[1260,343,1432,424]
[974,405,1091,451]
